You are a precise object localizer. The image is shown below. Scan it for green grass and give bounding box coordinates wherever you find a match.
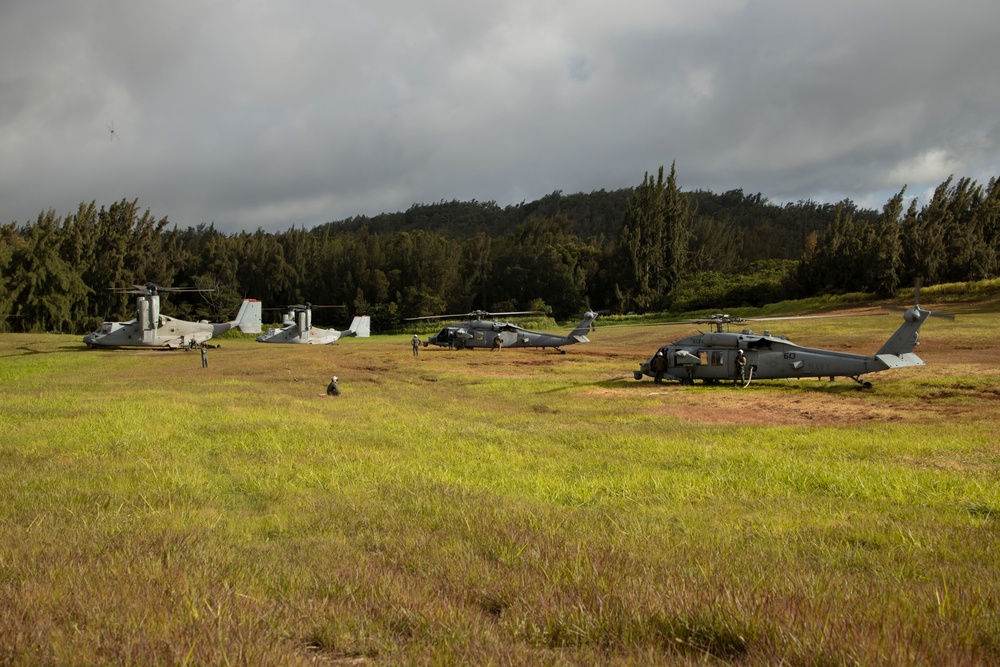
[1,303,999,665]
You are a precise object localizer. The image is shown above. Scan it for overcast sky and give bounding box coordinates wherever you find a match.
[3,1,998,233]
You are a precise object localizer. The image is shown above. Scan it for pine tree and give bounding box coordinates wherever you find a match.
[9,210,90,332]
[867,187,905,296]
[661,162,693,294]
[614,164,691,311]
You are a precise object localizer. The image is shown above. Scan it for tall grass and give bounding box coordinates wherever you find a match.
[1,318,998,665]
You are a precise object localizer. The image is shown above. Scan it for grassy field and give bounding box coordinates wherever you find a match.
[1,300,998,665]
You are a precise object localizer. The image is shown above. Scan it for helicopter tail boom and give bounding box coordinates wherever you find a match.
[875,307,930,357]
[567,311,598,344]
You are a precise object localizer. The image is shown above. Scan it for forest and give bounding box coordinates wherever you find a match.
[2,164,998,335]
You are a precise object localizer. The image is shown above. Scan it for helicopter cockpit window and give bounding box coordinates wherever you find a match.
[711,351,725,366]
[475,332,485,341]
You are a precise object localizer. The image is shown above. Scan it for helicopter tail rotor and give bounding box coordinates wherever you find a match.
[882,278,955,320]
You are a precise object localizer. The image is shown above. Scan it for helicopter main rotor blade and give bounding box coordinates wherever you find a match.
[738,312,883,323]
[404,313,473,321]
[603,311,885,329]
[485,311,546,317]
[109,284,210,295]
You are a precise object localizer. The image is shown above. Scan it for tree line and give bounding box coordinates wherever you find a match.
[2,166,998,335]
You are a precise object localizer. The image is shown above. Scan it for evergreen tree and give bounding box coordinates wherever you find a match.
[459,232,493,311]
[0,222,22,330]
[614,164,691,311]
[972,177,1000,279]
[867,187,905,296]
[492,215,594,317]
[907,178,951,285]
[9,210,90,332]
[661,162,693,292]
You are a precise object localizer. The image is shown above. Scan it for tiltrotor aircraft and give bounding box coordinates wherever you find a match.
[409,309,599,353]
[83,283,262,348]
[256,303,371,344]
[633,298,952,388]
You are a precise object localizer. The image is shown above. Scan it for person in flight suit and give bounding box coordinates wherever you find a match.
[734,349,747,386]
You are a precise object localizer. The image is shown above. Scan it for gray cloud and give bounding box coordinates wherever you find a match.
[2,0,998,232]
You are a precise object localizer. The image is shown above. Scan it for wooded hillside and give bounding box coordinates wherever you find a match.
[2,167,997,335]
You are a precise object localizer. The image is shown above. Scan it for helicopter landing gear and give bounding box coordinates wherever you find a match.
[680,377,694,386]
[848,376,873,389]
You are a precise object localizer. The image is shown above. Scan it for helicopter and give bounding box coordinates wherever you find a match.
[256,303,371,344]
[408,309,599,353]
[632,297,952,388]
[83,283,262,348]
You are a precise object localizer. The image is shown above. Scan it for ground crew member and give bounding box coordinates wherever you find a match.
[651,351,667,384]
[734,349,746,385]
[492,335,502,351]
[327,376,341,396]
[411,334,420,357]
[201,346,208,368]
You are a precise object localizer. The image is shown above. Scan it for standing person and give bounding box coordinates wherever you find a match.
[492,334,502,352]
[734,349,746,386]
[651,351,666,384]
[411,334,421,357]
[200,346,208,368]
[327,376,341,396]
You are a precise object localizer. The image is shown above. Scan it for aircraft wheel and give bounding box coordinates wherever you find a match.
[681,378,694,386]
[862,381,873,389]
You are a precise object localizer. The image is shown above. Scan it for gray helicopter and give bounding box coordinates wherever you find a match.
[83,283,262,348]
[633,298,952,388]
[409,309,599,353]
[256,303,370,344]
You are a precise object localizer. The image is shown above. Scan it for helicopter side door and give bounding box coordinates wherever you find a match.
[697,349,734,380]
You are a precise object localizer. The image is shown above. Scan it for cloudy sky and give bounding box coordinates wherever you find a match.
[3,1,998,233]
